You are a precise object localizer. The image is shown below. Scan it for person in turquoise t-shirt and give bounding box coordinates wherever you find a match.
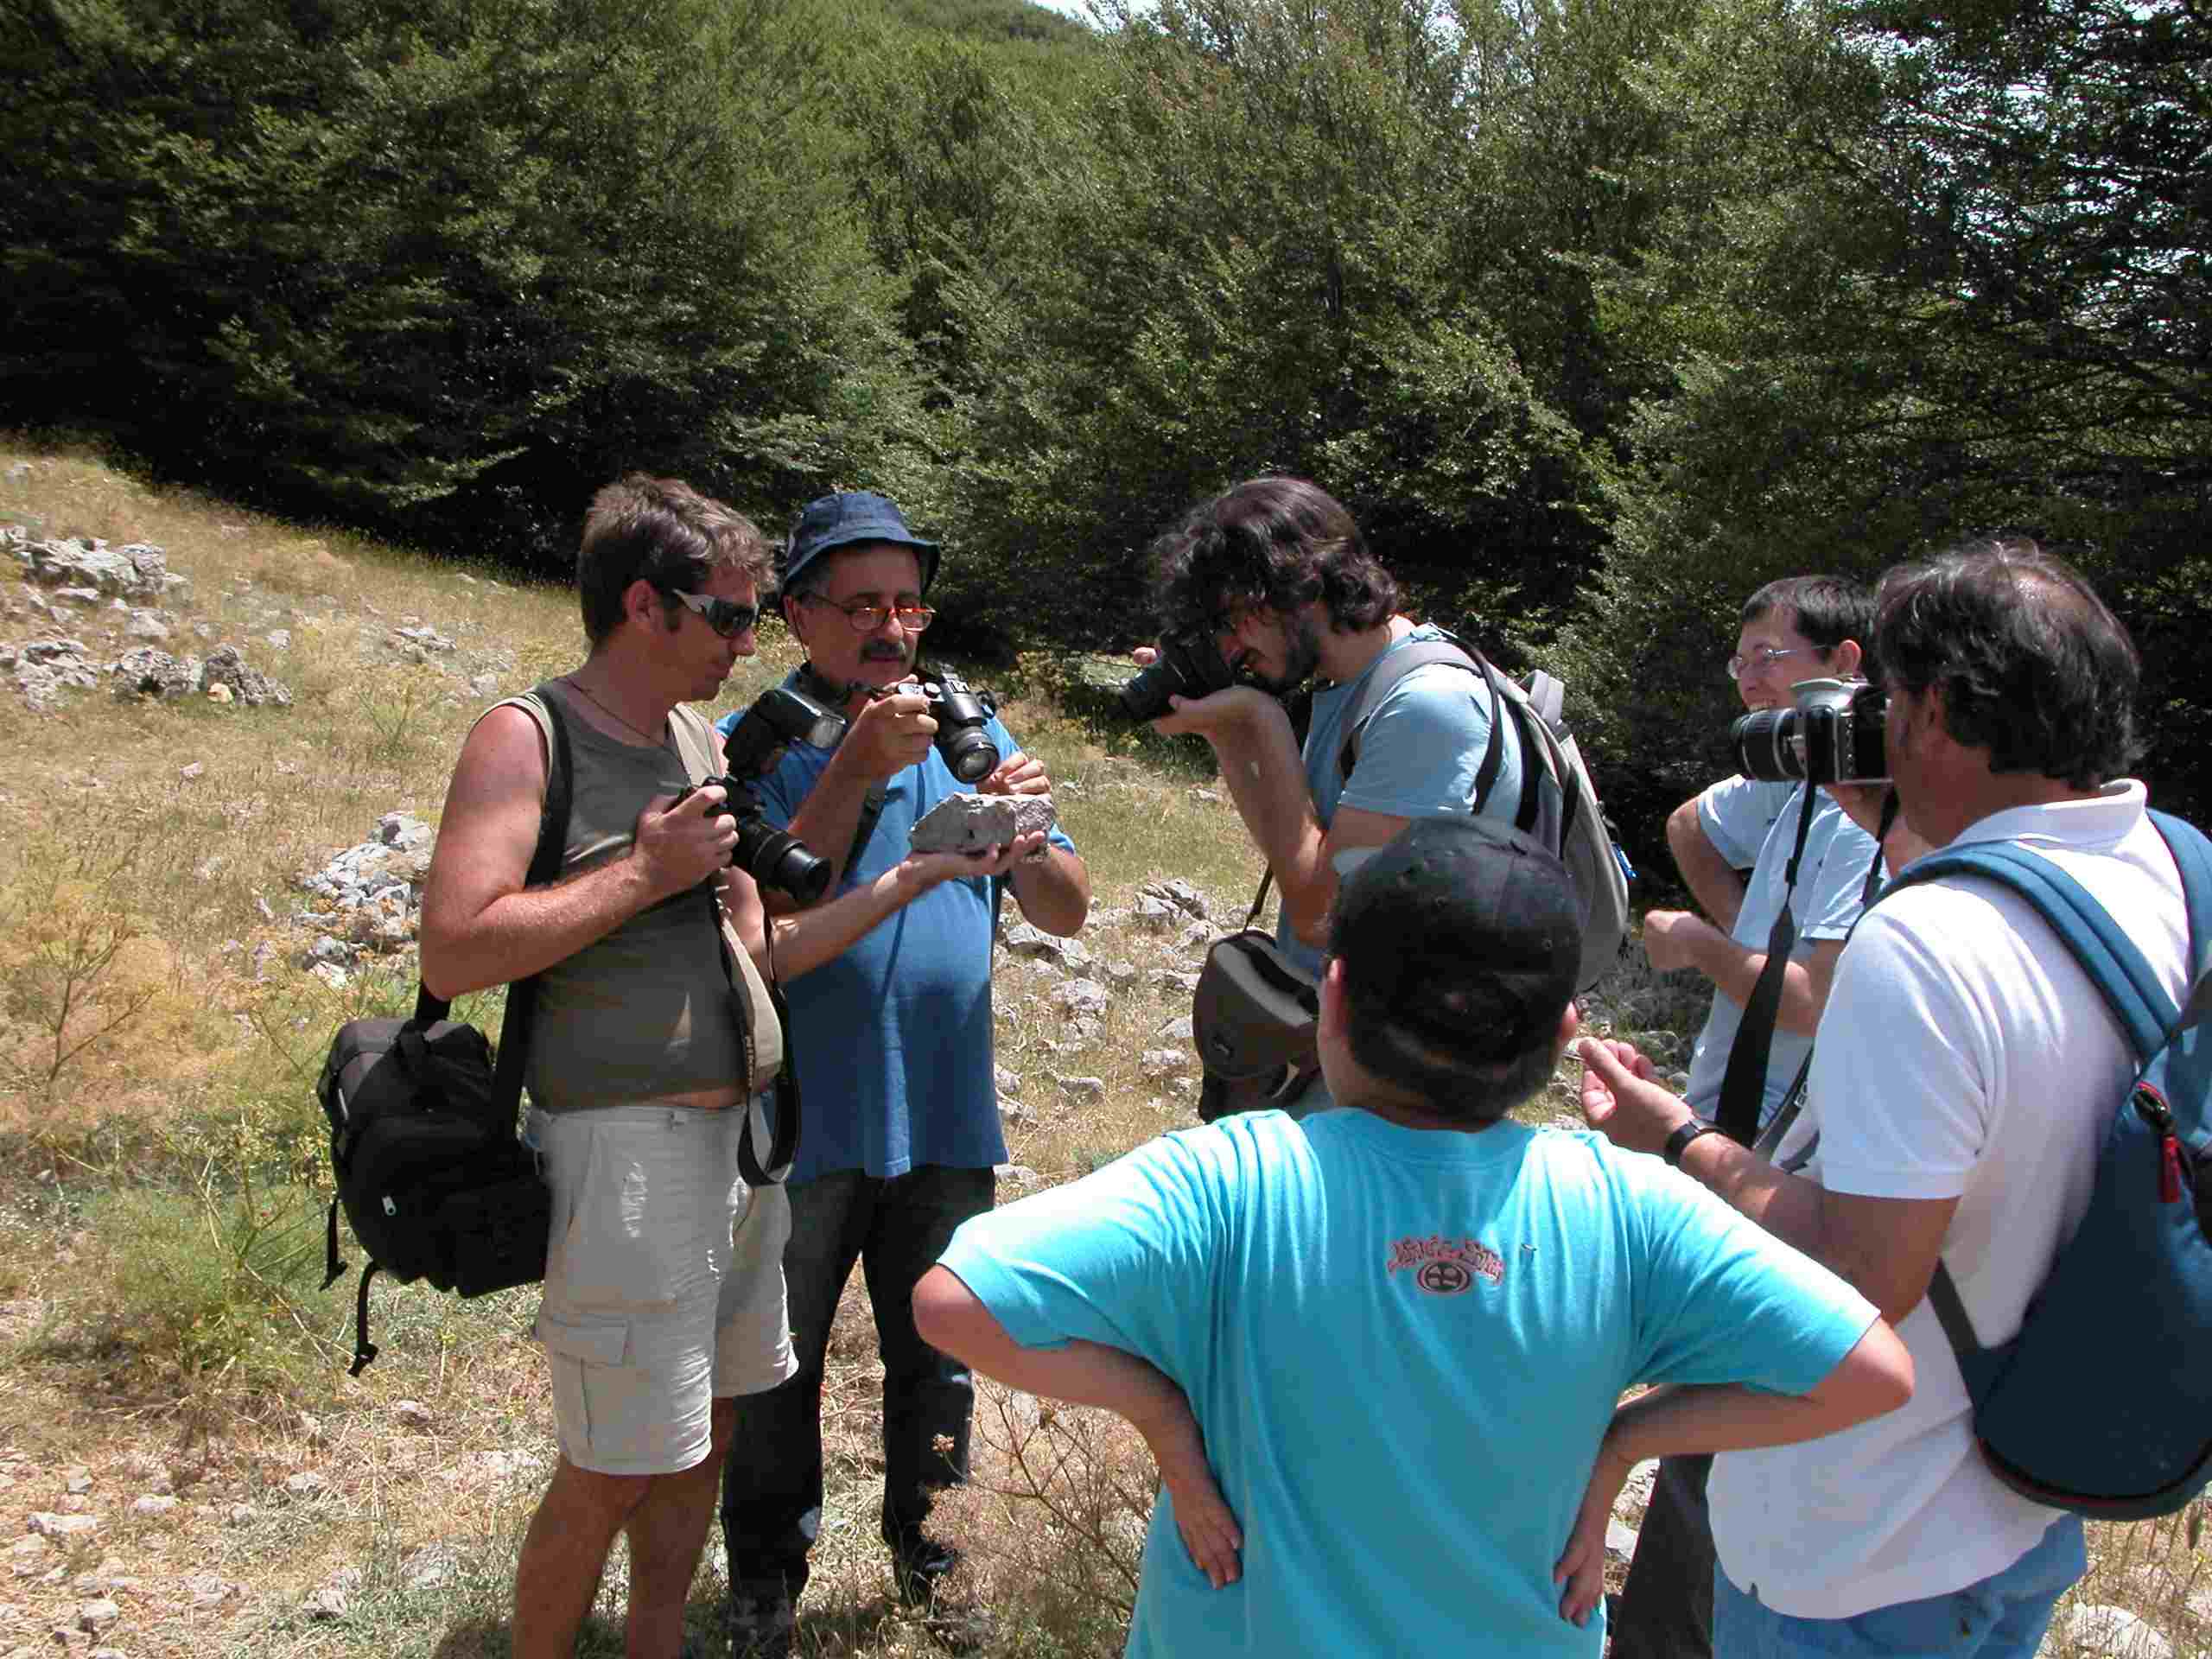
[914,817,1914,1659]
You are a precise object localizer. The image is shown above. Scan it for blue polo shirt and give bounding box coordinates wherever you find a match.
[722,674,1077,1182]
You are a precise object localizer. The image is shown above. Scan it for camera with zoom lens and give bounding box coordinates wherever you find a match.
[676,686,845,905]
[917,671,1001,784]
[1730,677,1890,785]
[1119,631,1240,721]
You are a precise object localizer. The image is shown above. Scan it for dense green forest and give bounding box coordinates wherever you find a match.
[4,0,2207,849]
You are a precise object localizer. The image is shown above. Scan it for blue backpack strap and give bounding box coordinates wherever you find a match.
[2150,810,2212,998]
[1881,842,2174,1060]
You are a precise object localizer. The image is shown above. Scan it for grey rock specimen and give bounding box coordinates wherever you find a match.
[910,791,1057,854]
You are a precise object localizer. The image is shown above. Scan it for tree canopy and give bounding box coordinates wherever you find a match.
[3,0,2206,836]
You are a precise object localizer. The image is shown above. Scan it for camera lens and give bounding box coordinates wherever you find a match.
[939,728,999,784]
[733,818,833,905]
[1119,659,1181,721]
[1730,709,1807,783]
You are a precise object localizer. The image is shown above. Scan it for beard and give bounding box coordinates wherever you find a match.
[1249,617,1323,696]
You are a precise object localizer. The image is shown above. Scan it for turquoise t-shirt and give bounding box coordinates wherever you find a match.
[728,673,1077,1181]
[1285,624,1527,976]
[1682,777,1882,1125]
[940,1111,1877,1659]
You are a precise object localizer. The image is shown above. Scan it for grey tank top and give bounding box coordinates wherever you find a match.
[500,683,780,1113]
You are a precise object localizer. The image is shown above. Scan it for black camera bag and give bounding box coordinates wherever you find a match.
[316,685,575,1375]
[1192,929,1322,1122]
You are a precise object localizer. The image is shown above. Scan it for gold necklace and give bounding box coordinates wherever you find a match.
[562,674,669,749]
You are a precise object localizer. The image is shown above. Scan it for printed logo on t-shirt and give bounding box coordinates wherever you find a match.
[1386,1234,1504,1295]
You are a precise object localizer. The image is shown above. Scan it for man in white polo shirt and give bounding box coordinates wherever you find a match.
[1580,538,2185,1656]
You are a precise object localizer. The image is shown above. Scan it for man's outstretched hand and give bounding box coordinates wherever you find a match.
[1577,1038,1692,1158]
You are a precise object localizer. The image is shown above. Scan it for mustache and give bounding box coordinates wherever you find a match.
[861,643,911,662]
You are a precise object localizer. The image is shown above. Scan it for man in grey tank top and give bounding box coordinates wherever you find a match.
[420,475,1033,1659]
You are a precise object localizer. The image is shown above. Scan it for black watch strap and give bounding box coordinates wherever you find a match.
[1663,1118,1722,1168]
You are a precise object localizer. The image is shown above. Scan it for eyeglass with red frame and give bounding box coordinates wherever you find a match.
[799,594,936,632]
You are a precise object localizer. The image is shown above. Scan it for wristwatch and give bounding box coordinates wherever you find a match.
[1662,1118,1722,1168]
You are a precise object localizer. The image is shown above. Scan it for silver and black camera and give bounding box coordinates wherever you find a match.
[1730,677,1890,785]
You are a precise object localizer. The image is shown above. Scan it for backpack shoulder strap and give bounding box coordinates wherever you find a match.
[413,688,573,1028]
[1878,842,2177,1061]
[487,685,575,1116]
[1336,637,1484,784]
[514,685,577,890]
[2150,810,2212,990]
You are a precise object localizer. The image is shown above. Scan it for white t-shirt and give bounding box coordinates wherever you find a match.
[1707,781,2189,1618]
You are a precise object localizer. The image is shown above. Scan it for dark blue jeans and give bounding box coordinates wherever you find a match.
[720,1164,995,1597]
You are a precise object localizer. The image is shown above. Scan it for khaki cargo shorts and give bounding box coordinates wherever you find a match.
[528,1100,797,1476]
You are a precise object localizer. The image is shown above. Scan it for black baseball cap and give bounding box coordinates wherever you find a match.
[782,491,941,596]
[1330,817,1582,1102]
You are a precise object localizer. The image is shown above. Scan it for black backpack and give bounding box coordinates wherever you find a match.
[316,686,575,1375]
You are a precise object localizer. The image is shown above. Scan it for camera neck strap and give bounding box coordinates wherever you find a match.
[1713,781,1823,1145]
[1713,786,1900,1147]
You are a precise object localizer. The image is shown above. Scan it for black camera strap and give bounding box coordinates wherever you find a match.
[1714,787,1899,1147]
[1713,781,1823,1145]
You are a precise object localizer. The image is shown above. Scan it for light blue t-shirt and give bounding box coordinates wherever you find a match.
[1682,777,1882,1124]
[940,1110,1877,1659]
[725,675,1078,1181]
[1283,624,1526,976]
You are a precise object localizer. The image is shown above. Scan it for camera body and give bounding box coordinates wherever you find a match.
[677,686,845,905]
[1730,677,1890,785]
[1119,632,1240,721]
[917,672,1001,784]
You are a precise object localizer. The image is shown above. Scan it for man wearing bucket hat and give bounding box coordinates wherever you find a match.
[719,491,1090,1654]
[912,817,1911,1659]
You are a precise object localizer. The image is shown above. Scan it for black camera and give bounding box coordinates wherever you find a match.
[917,672,1001,784]
[1119,631,1239,721]
[1731,677,1890,785]
[677,686,845,905]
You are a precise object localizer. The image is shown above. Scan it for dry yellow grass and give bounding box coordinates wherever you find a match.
[0,437,2201,1658]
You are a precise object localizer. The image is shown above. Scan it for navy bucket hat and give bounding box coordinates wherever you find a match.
[782,491,941,596]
